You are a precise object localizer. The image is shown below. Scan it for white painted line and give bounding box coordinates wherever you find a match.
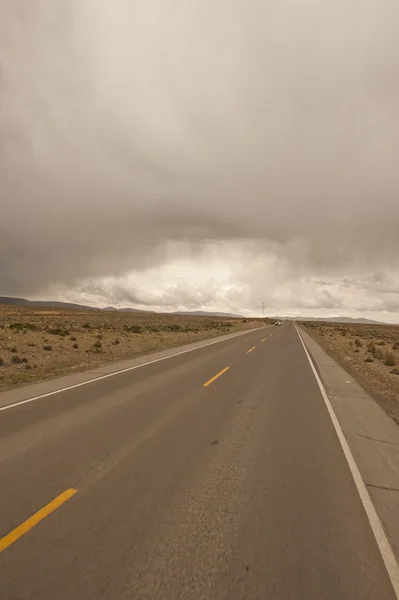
[295,325,399,597]
[0,327,268,414]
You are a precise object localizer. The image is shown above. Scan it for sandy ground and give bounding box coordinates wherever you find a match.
[302,321,399,425]
[0,305,265,391]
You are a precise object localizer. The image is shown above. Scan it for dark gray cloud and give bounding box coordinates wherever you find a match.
[1,1,399,315]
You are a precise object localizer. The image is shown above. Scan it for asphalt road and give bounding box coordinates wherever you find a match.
[0,322,396,599]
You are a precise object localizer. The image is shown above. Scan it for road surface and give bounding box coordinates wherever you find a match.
[0,322,397,599]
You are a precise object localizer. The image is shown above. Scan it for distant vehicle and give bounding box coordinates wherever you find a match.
[275,321,282,326]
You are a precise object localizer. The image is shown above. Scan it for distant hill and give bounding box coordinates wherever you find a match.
[3,297,386,323]
[103,306,146,313]
[174,310,242,318]
[0,297,151,313]
[0,296,96,311]
[0,297,239,318]
[280,316,384,325]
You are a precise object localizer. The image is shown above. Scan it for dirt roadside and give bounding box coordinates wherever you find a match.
[302,321,399,425]
[0,305,266,391]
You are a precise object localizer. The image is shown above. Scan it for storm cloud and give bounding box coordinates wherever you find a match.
[1,1,399,318]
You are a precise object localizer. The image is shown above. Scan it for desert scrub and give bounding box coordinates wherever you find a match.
[47,327,70,337]
[384,352,396,367]
[123,324,143,334]
[11,355,28,364]
[9,322,38,331]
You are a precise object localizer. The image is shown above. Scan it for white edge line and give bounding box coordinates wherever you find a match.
[295,324,399,597]
[0,326,268,413]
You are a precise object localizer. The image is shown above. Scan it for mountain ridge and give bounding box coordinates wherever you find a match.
[0,297,391,324]
[0,297,240,318]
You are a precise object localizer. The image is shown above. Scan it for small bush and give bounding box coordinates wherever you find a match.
[164,323,182,332]
[390,367,399,375]
[384,352,396,367]
[9,322,38,331]
[47,327,69,337]
[354,349,360,353]
[112,338,120,345]
[27,342,36,347]
[93,340,102,352]
[8,322,25,331]
[82,323,91,329]
[96,333,103,340]
[25,364,32,370]
[364,357,374,363]
[43,345,52,351]
[354,338,362,347]
[392,343,398,350]
[376,349,384,360]
[124,325,143,334]
[70,336,77,341]
[73,343,79,349]
[10,346,18,353]
[11,355,28,364]
[146,326,160,333]
[367,341,376,354]
[377,340,386,346]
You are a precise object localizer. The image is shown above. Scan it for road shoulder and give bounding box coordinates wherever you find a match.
[299,326,399,561]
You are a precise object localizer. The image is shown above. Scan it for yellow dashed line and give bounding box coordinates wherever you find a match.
[0,488,78,553]
[203,366,230,387]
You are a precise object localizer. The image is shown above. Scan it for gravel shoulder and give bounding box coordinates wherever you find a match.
[302,321,399,425]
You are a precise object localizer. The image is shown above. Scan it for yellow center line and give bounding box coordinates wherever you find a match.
[262,338,267,342]
[0,488,78,553]
[203,366,230,387]
[247,346,256,354]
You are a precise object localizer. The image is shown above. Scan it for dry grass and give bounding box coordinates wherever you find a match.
[302,321,399,425]
[0,305,264,391]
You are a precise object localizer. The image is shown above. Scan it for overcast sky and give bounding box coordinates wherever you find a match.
[1,1,399,320]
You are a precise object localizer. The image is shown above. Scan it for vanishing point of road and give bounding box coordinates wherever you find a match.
[0,322,397,599]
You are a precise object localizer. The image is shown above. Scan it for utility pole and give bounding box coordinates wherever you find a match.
[262,302,264,319]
